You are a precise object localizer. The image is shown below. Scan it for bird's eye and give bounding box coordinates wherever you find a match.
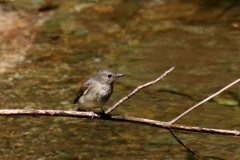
[108,74,112,78]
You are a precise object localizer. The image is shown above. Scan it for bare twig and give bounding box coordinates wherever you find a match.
[168,128,201,158]
[0,109,240,136]
[169,78,240,124]
[105,66,175,114]
[2,68,240,158]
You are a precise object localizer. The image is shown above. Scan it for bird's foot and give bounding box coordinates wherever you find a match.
[89,111,95,119]
[100,108,105,115]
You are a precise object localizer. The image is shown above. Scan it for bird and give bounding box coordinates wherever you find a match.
[73,68,124,115]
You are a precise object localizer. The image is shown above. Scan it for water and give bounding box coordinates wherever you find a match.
[0,0,240,159]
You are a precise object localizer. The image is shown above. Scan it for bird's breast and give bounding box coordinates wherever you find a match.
[79,82,112,109]
[97,84,112,96]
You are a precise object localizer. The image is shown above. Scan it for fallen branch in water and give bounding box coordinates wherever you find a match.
[1,67,240,158]
[0,109,239,136]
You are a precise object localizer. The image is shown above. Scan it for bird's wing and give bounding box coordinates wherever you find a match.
[73,80,93,104]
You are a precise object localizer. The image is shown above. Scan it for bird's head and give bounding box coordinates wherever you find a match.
[93,68,124,84]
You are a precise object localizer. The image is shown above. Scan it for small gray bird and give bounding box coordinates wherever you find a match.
[74,68,124,113]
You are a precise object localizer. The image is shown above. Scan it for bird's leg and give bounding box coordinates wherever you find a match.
[88,110,95,119]
[100,108,105,114]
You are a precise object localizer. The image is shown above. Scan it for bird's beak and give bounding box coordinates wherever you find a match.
[116,73,124,77]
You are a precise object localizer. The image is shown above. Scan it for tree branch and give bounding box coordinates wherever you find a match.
[168,128,201,158]
[169,78,240,124]
[2,67,240,158]
[0,109,240,136]
[105,66,175,114]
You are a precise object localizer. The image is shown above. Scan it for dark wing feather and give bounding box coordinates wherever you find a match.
[73,80,93,104]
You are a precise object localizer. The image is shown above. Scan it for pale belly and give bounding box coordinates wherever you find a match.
[79,83,112,110]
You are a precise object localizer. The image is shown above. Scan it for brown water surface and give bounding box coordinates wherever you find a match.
[0,0,240,159]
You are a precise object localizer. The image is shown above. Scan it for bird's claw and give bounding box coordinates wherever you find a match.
[89,111,95,119]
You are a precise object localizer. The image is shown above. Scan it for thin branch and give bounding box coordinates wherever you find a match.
[0,109,240,136]
[105,66,175,114]
[168,128,201,158]
[169,78,240,124]
[2,68,239,158]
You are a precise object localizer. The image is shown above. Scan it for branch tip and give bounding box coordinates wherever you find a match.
[106,66,175,114]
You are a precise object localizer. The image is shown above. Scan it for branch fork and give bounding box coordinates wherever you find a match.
[1,66,240,158]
